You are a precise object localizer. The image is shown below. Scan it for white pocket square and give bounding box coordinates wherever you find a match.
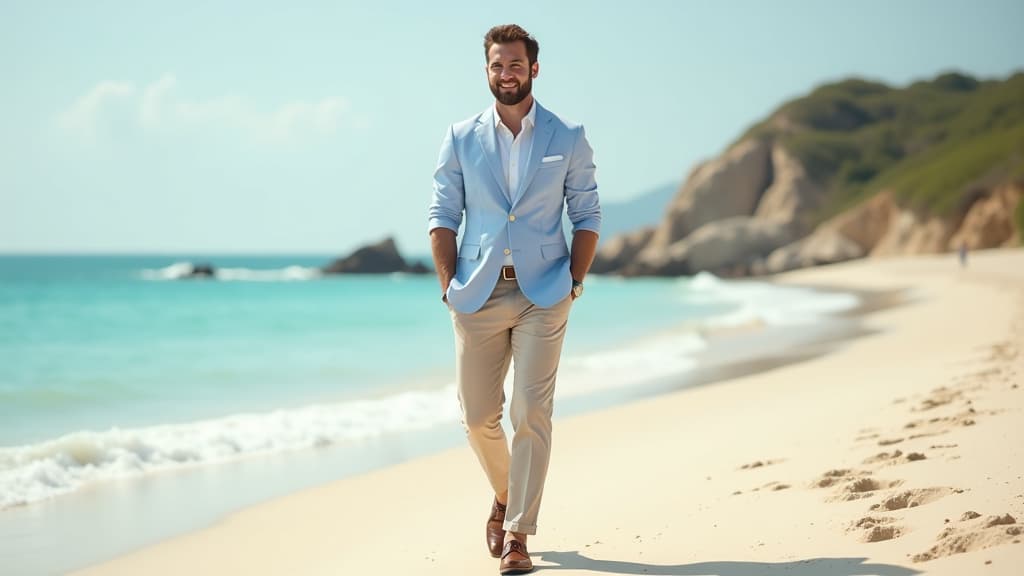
[541,154,564,163]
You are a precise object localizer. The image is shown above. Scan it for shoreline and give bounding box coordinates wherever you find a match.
[14,251,1024,573]
[75,248,1023,575]
[2,271,876,575]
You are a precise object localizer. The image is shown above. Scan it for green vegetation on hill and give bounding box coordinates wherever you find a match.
[745,71,1024,221]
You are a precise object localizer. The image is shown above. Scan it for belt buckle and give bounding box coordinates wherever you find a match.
[502,266,516,281]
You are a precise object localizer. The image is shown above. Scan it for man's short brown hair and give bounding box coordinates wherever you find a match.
[483,24,539,66]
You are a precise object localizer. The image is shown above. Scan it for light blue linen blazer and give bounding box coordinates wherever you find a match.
[428,102,602,314]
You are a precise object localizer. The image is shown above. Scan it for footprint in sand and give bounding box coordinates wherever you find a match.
[912,386,965,412]
[809,469,901,502]
[837,477,904,502]
[862,450,928,466]
[849,515,904,543]
[911,377,992,413]
[751,480,791,492]
[810,468,860,489]
[950,368,1001,387]
[828,476,903,503]
[911,513,1021,562]
[987,341,1019,362]
[869,487,953,512]
[738,458,784,470]
[863,451,904,465]
[877,437,905,446]
[902,408,987,440]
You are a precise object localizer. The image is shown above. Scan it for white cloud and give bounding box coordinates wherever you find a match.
[56,81,136,137]
[140,73,177,129]
[57,75,359,143]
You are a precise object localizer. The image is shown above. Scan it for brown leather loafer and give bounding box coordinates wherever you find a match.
[486,498,507,558]
[499,539,533,574]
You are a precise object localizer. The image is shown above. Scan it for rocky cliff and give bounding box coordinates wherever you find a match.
[595,71,1024,277]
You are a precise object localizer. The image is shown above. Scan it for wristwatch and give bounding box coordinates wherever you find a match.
[571,280,584,299]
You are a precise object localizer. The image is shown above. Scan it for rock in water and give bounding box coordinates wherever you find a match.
[322,237,430,275]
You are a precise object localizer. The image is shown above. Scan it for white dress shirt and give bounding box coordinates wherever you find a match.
[493,100,536,265]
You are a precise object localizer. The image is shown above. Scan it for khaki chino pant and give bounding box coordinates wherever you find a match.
[449,277,572,535]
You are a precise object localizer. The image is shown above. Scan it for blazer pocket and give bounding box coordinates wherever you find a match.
[459,244,481,260]
[538,158,565,169]
[540,242,569,260]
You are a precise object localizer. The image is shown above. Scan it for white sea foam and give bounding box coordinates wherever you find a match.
[0,387,461,509]
[0,329,710,509]
[683,272,859,327]
[688,270,724,292]
[140,261,196,280]
[140,262,322,282]
[555,330,706,396]
[215,265,322,282]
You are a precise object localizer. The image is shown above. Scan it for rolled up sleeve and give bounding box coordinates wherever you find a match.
[428,124,464,234]
[564,125,601,236]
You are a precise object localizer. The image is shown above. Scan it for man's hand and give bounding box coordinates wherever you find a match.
[569,230,598,301]
[430,227,458,304]
[569,230,598,283]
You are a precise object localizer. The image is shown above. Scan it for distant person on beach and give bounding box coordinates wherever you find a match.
[959,240,969,267]
[428,23,601,575]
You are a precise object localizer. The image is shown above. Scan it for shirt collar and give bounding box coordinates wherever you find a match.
[493,99,537,134]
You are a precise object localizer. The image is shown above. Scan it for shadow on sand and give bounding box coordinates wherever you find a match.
[534,551,920,576]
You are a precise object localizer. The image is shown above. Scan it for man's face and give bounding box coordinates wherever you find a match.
[487,41,538,106]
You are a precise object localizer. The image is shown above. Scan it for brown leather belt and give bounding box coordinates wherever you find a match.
[501,265,517,281]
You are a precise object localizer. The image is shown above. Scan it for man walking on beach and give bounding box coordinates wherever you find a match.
[428,24,601,574]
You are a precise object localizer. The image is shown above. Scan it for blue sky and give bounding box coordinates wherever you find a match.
[2,0,1022,256]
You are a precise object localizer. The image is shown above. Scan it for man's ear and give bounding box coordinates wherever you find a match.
[531,62,539,78]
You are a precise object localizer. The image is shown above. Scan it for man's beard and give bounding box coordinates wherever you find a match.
[490,75,532,105]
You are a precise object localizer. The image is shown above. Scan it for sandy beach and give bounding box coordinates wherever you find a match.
[74,249,1024,576]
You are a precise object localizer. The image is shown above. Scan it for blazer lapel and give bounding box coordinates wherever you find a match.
[513,104,554,208]
[474,111,511,202]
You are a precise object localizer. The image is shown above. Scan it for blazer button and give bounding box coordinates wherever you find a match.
[503,248,511,255]
[508,215,516,222]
